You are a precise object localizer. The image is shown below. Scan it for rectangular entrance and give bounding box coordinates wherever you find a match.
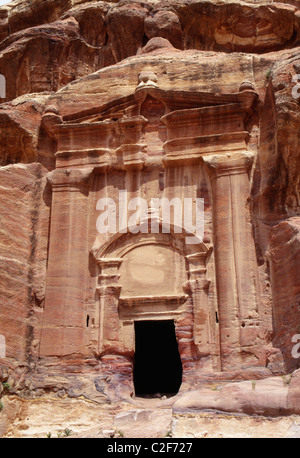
[133,320,182,397]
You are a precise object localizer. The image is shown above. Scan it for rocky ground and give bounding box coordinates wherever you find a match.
[1,0,300,439]
[2,368,300,438]
[2,393,300,438]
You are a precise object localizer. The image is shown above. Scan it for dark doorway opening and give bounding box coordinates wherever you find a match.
[133,320,182,397]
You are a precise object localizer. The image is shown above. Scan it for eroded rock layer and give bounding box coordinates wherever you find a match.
[0,0,300,437]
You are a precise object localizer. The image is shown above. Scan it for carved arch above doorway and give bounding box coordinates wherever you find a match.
[90,218,213,360]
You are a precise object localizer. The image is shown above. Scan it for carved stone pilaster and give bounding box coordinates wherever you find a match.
[95,258,123,353]
[186,252,211,352]
[203,151,260,369]
[40,168,94,357]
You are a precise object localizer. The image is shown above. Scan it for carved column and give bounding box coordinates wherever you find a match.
[39,167,93,357]
[186,252,211,353]
[203,151,260,370]
[95,258,123,354]
[117,116,147,170]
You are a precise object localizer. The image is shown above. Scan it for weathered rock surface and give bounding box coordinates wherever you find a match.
[2,371,300,437]
[113,408,173,438]
[0,0,300,438]
[173,373,299,417]
[0,1,300,101]
[267,218,300,372]
[0,94,48,165]
[0,162,49,362]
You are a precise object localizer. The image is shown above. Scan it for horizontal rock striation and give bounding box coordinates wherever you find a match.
[0,0,300,436]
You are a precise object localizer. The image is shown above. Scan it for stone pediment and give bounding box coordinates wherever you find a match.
[91,219,211,261]
[42,80,257,170]
[44,84,257,127]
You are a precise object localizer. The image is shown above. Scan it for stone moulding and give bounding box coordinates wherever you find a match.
[90,228,212,365]
[1,1,300,427]
[39,73,264,382]
[42,84,257,173]
[163,132,251,166]
[118,294,189,309]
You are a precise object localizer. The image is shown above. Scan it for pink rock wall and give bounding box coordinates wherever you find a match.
[0,0,299,394]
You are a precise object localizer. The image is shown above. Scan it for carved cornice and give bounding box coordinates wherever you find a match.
[163,132,250,166]
[134,87,257,114]
[55,148,110,169]
[115,143,147,170]
[186,250,211,268]
[46,167,94,191]
[43,84,258,171]
[119,294,189,308]
[202,151,254,178]
[161,103,246,135]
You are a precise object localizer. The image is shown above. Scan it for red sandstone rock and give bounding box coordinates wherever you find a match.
[267,218,300,372]
[0,95,47,165]
[0,0,300,434]
[144,10,183,50]
[173,373,296,416]
[0,162,49,361]
[287,369,300,414]
[0,1,300,102]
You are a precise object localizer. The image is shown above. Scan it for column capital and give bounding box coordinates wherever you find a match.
[93,257,123,270]
[188,277,211,292]
[46,167,94,191]
[185,249,212,272]
[115,143,146,170]
[202,151,254,178]
[186,251,208,266]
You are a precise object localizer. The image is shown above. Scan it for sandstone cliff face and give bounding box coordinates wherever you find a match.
[0,0,300,436]
[1,1,300,101]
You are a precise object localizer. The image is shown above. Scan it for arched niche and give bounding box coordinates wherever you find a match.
[90,221,213,358]
[119,242,186,297]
